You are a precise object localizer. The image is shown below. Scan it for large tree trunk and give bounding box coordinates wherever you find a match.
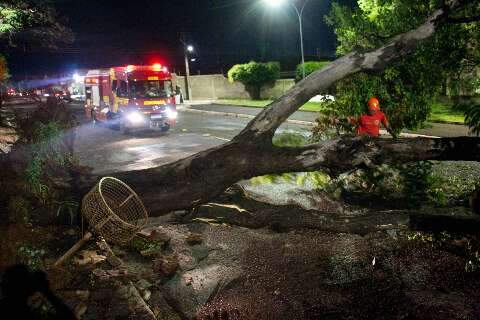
[106,137,480,215]
[75,0,477,216]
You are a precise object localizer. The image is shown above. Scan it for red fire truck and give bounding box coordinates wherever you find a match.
[84,64,177,133]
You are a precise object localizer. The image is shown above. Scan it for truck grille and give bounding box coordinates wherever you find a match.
[140,105,166,113]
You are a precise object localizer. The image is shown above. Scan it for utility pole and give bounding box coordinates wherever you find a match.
[292,0,309,79]
[263,0,311,79]
[180,32,193,101]
[23,43,27,81]
[184,46,193,101]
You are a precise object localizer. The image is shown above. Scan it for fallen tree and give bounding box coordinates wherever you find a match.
[70,1,480,215]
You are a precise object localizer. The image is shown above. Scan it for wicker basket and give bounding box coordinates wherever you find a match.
[82,177,148,245]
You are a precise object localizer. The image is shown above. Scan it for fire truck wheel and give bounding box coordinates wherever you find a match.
[161,124,170,132]
[120,120,130,134]
[91,111,97,125]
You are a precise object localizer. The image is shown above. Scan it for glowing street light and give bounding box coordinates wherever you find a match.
[73,73,83,83]
[263,0,286,7]
[187,45,194,53]
[264,0,310,79]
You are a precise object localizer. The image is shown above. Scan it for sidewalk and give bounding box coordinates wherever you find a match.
[178,102,315,127]
[180,102,474,138]
[186,102,317,123]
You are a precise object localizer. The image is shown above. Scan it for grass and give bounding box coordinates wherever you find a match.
[428,102,465,124]
[216,99,466,124]
[215,99,324,112]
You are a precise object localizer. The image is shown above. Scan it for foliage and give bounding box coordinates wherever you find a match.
[25,156,49,204]
[464,102,480,135]
[448,71,480,98]
[16,244,46,271]
[24,121,63,204]
[251,133,332,188]
[335,161,480,207]
[407,231,480,273]
[311,99,356,140]
[296,61,330,80]
[31,121,65,162]
[428,101,465,123]
[22,120,78,221]
[427,161,480,206]
[1,98,82,225]
[228,61,280,99]
[333,162,435,206]
[323,0,480,133]
[0,0,73,48]
[130,237,166,256]
[273,132,309,147]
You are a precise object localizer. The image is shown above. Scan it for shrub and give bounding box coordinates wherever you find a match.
[296,61,330,80]
[228,61,280,100]
[16,244,46,271]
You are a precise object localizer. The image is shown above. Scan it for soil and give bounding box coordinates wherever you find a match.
[2,196,479,320]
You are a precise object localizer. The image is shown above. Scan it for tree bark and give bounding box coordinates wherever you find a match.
[75,0,478,216]
[101,136,480,216]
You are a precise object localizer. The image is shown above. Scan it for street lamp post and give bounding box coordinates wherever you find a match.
[184,45,194,101]
[264,0,310,79]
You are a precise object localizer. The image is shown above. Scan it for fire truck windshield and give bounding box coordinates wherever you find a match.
[129,80,173,99]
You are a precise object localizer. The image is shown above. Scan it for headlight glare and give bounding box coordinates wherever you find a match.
[127,112,144,123]
[165,107,178,120]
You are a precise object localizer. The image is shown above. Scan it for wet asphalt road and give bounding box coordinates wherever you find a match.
[7,101,472,175]
[72,106,310,174]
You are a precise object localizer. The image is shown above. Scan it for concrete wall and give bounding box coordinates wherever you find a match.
[174,74,295,100]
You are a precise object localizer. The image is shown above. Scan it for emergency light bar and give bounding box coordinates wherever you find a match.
[124,64,168,73]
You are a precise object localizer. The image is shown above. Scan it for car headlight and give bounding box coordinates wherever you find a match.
[127,112,144,123]
[165,107,178,120]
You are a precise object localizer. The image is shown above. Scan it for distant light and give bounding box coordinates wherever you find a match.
[162,66,168,72]
[190,58,197,62]
[126,65,135,72]
[263,0,286,7]
[73,73,83,83]
[187,45,194,52]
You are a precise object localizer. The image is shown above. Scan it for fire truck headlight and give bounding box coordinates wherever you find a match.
[165,107,178,120]
[127,112,144,124]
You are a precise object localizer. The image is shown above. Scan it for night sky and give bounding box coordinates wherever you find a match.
[6,0,356,79]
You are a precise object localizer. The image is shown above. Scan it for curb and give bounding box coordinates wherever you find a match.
[427,119,466,126]
[210,102,318,114]
[177,105,440,139]
[177,105,315,127]
[209,102,465,126]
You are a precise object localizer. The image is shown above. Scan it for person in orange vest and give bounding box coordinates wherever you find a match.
[349,97,396,137]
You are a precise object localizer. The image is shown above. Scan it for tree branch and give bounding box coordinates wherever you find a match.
[70,0,477,217]
[237,7,447,141]
[103,137,480,215]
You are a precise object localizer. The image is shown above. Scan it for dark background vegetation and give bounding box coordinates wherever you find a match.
[4,0,356,78]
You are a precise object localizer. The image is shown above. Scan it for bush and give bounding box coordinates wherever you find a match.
[228,61,280,100]
[296,61,330,80]
[16,244,46,271]
[464,102,480,135]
